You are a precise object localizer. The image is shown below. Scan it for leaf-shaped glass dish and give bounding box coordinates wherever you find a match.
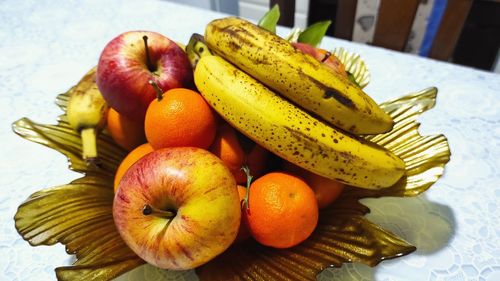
[13,77,450,280]
[332,47,371,89]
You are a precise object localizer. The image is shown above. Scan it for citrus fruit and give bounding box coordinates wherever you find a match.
[306,173,344,209]
[107,107,146,151]
[239,144,269,183]
[284,162,344,209]
[244,172,319,248]
[144,88,217,150]
[232,145,268,184]
[114,143,154,192]
[210,123,245,179]
[211,124,270,184]
[234,185,251,243]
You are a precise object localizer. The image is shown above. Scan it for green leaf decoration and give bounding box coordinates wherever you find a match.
[258,4,280,33]
[298,20,332,47]
[13,66,450,281]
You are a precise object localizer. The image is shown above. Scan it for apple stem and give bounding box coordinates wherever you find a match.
[142,204,175,219]
[148,80,164,101]
[143,35,155,72]
[241,165,253,210]
[321,51,332,63]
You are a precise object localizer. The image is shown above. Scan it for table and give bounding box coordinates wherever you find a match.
[1,0,499,280]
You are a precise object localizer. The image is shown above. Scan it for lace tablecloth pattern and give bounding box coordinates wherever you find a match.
[1,0,499,280]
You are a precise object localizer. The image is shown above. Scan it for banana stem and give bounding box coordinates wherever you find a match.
[81,128,98,162]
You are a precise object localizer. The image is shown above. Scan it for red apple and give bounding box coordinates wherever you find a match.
[113,147,241,270]
[292,42,348,78]
[97,31,193,120]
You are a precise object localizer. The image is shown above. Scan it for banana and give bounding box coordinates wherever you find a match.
[185,33,212,69]
[194,55,405,189]
[66,67,109,164]
[204,17,393,135]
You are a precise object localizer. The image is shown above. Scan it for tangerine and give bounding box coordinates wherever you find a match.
[234,185,251,243]
[114,143,154,192]
[244,172,318,248]
[284,162,344,209]
[232,144,270,184]
[144,87,217,150]
[107,107,146,151]
[306,173,344,209]
[210,123,245,180]
[210,123,270,184]
[240,144,269,182]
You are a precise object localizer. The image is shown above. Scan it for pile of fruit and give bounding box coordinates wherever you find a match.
[65,14,406,271]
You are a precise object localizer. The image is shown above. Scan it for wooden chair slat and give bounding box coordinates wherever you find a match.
[268,0,472,61]
[372,0,420,51]
[429,0,473,60]
[334,0,358,40]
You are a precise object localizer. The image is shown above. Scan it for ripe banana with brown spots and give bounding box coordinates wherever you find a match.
[205,17,393,135]
[194,55,405,189]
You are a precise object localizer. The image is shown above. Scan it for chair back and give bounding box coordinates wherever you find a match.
[270,0,473,61]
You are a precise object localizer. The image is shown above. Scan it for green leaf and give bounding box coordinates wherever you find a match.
[258,4,280,33]
[298,20,332,47]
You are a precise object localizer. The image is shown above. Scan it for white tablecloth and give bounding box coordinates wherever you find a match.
[1,0,499,280]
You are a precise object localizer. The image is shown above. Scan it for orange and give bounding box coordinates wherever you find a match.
[284,162,344,209]
[210,123,245,180]
[234,185,251,243]
[232,144,270,184]
[107,107,146,151]
[241,144,269,182]
[144,88,217,150]
[306,173,344,209]
[114,143,154,192]
[210,124,270,184]
[244,172,318,248]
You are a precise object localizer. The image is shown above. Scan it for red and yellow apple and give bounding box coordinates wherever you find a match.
[97,31,193,120]
[292,42,348,78]
[113,147,241,270]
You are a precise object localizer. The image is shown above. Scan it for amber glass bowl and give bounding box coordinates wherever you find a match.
[12,66,450,280]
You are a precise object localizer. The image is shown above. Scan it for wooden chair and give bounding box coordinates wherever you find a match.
[270,0,473,61]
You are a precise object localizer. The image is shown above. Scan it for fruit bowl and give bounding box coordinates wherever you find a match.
[12,80,450,280]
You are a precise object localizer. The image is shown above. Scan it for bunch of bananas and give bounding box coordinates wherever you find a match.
[192,17,405,189]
